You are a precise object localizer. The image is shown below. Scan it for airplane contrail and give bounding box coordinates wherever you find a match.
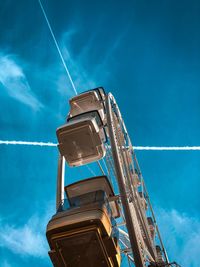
[0,140,57,147]
[38,0,78,95]
[133,146,200,151]
[0,140,200,150]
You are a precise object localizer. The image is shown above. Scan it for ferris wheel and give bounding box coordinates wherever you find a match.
[46,87,179,267]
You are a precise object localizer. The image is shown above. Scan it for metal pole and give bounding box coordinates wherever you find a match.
[106,93,144,267]
[56,153,65,211]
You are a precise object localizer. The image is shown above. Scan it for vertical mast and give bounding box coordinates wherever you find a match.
[56,154,65,210]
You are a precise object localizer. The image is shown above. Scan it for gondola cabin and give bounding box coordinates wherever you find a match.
[68,87,106,124]
[46,176,121,267]
[57,110,106,167]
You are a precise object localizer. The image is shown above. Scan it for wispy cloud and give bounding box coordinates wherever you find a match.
[0,53,43,111]
[156,208,200,267]
[59,27,125,94]
[91,33,127,82]
[1,260,12,267]
[38,8,126,98]
[58,31,96,96]
[1,140,200,150]
[0,206,53,258]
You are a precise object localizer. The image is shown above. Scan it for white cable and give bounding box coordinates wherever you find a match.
[38,0,78,95]
[86,165,96,176]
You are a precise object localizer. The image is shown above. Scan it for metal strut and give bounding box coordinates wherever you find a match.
[56,153,65,210]
[51,88,177,267]
[106,93,144,267]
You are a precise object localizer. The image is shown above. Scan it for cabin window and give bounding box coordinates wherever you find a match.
[69,190,106,207]
[57,190,114,219]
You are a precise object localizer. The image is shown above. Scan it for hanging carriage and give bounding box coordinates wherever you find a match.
[47,87,172,267]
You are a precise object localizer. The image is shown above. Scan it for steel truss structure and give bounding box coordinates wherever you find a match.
[53,90,179,267]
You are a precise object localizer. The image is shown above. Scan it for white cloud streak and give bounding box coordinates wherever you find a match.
[0,224,47,257]
[0,217,48,257]
[132,146,200,150]
[0,206,54,258]
[0,54,43,111]
[0,140,57,147]
[1,260,12,267]
[156,208,200,267]
[1,140,200,150]
[38,0,78,96]
[59,31,97,94]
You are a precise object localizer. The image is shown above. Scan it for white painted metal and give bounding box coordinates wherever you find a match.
[105,93,169,266]
[56,154,65,210]
[54,89,172,267]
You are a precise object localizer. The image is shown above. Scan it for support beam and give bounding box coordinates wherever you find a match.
[56,153,65,211]
[106,93,144,267]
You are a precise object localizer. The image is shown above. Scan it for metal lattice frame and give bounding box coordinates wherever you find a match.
[55,91,170,267]
[105,93,169,266]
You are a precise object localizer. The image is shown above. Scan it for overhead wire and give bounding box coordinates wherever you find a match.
[97,160,105,175]
[85,165,96,177]
[102,158,110,176]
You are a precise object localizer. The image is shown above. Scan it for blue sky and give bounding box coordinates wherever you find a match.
[0,0,200,266]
